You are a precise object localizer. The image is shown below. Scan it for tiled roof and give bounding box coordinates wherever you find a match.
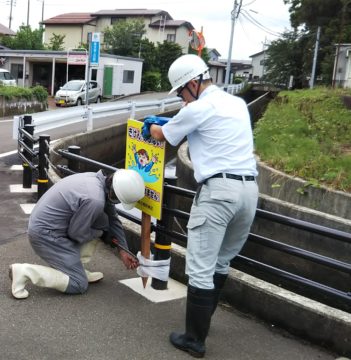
[149,20,194,30]
[93,9,172,19]
[43,13,96,25]
[0,23,16,36]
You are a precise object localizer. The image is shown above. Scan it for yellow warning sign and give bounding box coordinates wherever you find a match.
[125,119,166,220]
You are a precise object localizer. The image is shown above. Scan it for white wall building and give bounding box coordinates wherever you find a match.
[0,49,143,96]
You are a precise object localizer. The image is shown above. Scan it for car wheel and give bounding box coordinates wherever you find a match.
[76,98,82,106]
[96,96,101,104]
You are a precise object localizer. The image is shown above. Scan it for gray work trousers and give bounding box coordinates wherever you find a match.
[186,177,259,289]
[29,230,89,294]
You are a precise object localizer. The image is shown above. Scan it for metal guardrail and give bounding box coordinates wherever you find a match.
[16,115,51,198]
[12,84,245,137]
[53,148,351,312]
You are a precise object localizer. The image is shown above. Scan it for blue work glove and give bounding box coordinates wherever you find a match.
[141,115,171,140]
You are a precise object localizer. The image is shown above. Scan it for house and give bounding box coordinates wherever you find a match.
[43,9,194,54]
[208,60,225,85]
[249,50,267,81]
[207,48,221,62]
[0,49,143,96]
[332,43,351,88]
[216,58,252,83]
[0,23,16,36]
[42,13,97,50]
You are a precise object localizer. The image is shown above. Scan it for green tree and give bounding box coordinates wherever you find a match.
[136,38,156,72]
[0,25,44,50]
[103,19,146,56]
[264,30,310,88]
[283,0,351,85]
[188,46,210,64]
[154,41,183,90]
[46,33,65,51]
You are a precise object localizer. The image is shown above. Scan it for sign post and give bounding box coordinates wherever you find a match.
[125,119,166,287]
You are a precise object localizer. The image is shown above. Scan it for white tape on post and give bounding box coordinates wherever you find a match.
[13,116,20,140]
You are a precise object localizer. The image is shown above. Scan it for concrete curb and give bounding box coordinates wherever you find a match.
[123,217,351,357]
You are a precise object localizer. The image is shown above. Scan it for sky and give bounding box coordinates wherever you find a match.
[0,0,292,60]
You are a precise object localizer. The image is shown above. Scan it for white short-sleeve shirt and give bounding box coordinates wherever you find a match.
[162,85,258,183]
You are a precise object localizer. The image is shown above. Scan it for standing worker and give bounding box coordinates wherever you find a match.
[9,169,145,299]
[142,54,259,358]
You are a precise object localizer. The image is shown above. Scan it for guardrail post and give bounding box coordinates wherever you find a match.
[151,175,177,290]
[22,116,34,189]
[130,101,136,119]
[86,106,93,131]
[68,145,81,173]
[37,134,50,199]
[160,100,165,113]
[12,115,20,140]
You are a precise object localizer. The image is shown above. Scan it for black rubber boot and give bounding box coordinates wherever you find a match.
[170,285,215,358]
[212,272,228,315]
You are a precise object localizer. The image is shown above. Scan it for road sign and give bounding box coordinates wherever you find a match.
[67,54,87,65]
[90,32,100,66]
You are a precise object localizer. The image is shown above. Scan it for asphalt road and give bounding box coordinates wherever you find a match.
[0,94,343,360]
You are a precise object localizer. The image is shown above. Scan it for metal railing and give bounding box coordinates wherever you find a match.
[54,147,351,313]
[16,115,51,199]
[12,84,246,137]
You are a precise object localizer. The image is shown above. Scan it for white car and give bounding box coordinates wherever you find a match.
[0,68,17,86]
[55,80,102,106]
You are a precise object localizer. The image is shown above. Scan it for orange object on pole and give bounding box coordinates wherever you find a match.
[189,27,205,57]
[141,212,151,288]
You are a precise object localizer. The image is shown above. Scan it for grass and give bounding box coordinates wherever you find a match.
[254,87,351,192]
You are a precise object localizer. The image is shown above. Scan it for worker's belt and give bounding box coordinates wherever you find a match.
[205,173,255,183]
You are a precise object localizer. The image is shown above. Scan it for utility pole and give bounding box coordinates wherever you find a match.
[26,0,30,26]
[41,0,44,24]
[224,0,239,90]
[309,26,321,89]
[8,0,15,29]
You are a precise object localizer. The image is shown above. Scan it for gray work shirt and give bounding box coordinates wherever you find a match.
[28,170,127,248]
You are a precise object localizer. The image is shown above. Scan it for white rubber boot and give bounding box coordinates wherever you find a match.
[9,263,69,299]
[80,239,103,283]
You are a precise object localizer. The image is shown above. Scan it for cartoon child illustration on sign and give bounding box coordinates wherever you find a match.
[132,144,158,173]
[129,144,159,183]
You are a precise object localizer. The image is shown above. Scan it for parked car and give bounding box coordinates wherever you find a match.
[54,80,102,106]
[0,69,17,86]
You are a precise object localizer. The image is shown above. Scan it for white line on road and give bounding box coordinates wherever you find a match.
[20,204,36,214]
[10,184,38,193]
[0,149,17,158]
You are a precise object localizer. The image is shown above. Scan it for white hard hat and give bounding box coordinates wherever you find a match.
[168,54,210,94]
[112,169,145,210]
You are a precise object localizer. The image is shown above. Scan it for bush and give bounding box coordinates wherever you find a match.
[31,85,48,102]
[0,85,48,102]
[141,71,161,92]
[234,77,244,84]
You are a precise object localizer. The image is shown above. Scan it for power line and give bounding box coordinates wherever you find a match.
[240,9,282,37]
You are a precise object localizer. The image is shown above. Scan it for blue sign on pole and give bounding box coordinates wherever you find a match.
[90,32,100,66]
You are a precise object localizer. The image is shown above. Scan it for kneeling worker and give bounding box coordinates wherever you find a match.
[9,169,145,299]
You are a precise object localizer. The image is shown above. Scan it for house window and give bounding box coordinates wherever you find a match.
[91,68,97,81]
[123,70,134,83]
[11,63,23,81]
[166,34,176,43]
